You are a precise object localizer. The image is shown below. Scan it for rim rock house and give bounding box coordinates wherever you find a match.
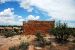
[23,20,55,35]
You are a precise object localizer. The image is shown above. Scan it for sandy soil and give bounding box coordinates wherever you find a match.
[0,35,36,50]
[0,35,74,50]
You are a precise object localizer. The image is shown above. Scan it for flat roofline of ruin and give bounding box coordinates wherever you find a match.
[23,20,55,23]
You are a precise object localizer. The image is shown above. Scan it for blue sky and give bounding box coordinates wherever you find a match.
[0,0,75,27]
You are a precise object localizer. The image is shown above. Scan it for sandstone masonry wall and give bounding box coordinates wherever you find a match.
[23,20,55,35]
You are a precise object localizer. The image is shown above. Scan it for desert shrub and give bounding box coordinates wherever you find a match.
[71,30,75,37]
[14,29,22,35]
[50,22,73,44]
[35,32,51,47]
[9,42,29,50]
[19,42,29,50]
[72,40,75,43]
[9,46,17,50]
[35,32,45,47]
[45,40,51,46]
[3,29,18,38]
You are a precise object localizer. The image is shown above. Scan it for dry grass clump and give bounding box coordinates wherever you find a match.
[9,41,29,50]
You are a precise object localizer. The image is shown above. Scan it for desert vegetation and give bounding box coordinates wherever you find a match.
[50,22,75,44]
[0,25,22,37]
[9,42,29,50]
[0,22,75,50]
[34,32,51,48]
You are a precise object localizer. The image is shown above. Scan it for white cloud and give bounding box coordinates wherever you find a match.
[26,15,40,21]
[0,8,40,25]
[0,0,75,27]
[0,8,24,25]
[19,0,75,27]
[21,0,75,20]
[19,0,33,12]
[0,8,14,17]
[20,0,30,9]
[1,0,75,21]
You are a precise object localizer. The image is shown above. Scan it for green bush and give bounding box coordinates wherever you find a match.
[35,32,51,47]
[4,31,16,37]
[9,46,17,50]
[45,40,51,46]
[35,32,46,47]
[50,22,73,44]
[72,40,75,43]
[3,29,18,38]
[19,42,29,50]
